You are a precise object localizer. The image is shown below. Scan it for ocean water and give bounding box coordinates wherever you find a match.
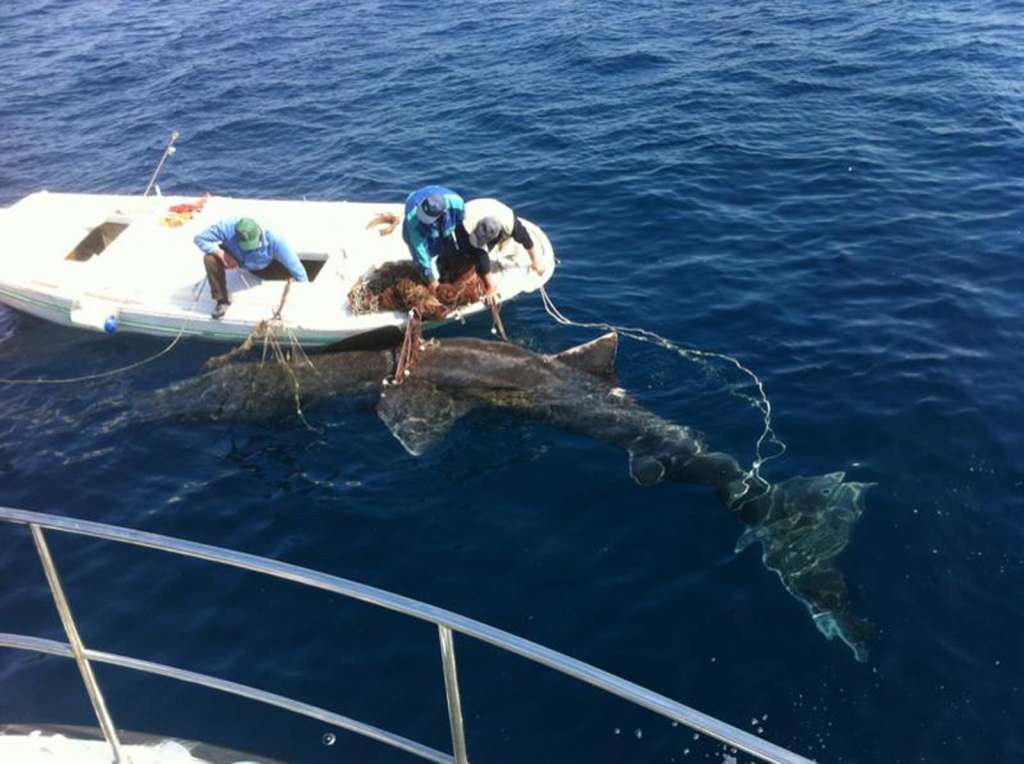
[1,1,1023,762]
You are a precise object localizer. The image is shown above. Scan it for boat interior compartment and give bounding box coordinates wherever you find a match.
[65,221,129,262]
[255,253,331,282]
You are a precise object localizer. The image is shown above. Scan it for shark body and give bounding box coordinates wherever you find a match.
[150,332,873,660]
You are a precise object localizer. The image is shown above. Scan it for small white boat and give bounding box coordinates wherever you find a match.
[0,191,555,347]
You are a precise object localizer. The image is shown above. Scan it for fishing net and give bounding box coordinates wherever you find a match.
[200,254,489,427]
[348,261,485,320]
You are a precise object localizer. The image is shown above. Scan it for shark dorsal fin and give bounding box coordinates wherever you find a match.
[552,332,618,380]
[376,381,474,456]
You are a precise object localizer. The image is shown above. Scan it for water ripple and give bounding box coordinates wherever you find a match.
[1,1,1023,762]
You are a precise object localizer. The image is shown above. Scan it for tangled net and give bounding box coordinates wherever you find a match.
[202,318,322,432]
[348,261,485,320]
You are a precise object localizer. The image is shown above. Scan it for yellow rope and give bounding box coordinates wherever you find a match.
[0,280,205,386]
[216,278,321,433]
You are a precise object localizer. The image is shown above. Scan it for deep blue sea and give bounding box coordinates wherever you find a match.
[2,1,1023,762]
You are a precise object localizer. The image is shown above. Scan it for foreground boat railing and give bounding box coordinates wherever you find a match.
[0,506,814,764]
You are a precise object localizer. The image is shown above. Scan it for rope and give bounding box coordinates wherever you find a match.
[223,318,321,434]
[272,279,291,321]
[538,284,785,504]
[489,300,510,342]
[366,211,400,236]
[262,322,319,433]
[203,275,320,432]
[388,310,423,385]
[0,280,205,386]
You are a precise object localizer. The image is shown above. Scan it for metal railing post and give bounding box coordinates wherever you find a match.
[0,506,815,764]
[30,524,128,763]
[438,625,469,764]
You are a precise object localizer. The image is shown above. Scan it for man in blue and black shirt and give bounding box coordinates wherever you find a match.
[195,217,308,319]
[401,185,466,286]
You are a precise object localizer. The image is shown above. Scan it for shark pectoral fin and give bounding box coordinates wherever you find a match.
[551,332,619,381]
[628,451,666,486]
[376,381,473,456]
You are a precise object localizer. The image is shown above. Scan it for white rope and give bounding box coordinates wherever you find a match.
[0,280,205,386]
[538,284,785,499]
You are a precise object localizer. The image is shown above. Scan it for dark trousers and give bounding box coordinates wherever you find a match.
[437,250,491,282]
[204,255,292,304]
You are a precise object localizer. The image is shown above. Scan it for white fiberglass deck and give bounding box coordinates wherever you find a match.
[0,192,555,346]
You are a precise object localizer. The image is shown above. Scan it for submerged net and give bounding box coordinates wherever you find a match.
[348,262,485,320]
[203,311,323,433]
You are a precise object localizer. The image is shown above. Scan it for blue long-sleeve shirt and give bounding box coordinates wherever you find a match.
[194,218,308,282]
[401,186,465,282]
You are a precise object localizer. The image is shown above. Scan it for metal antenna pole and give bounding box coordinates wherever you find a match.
[30,524,128,763]
[143,130,180,197]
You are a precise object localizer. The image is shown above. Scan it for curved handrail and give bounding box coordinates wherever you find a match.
[0,505,813,764]
[0,633,451,764]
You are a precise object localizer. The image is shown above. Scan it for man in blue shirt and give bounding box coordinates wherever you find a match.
[401,185,466,292]
[194,217,308,319]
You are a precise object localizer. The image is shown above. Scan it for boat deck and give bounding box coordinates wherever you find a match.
[0,192,554,345]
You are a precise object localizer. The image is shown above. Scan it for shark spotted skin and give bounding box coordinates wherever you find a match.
[147,332,873,660]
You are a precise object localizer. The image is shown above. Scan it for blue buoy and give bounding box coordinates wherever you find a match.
[103,315,119,334]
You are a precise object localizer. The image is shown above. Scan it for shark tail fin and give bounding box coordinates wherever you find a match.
[551,332,618,382]
[737,472,875,662]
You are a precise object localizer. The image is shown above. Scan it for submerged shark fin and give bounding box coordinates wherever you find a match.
[376,381,474,456]
[552,332,619,381]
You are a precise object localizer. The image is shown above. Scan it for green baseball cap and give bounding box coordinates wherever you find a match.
[236,218,263,251]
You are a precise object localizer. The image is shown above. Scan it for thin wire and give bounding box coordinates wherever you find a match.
[538,284,785,499]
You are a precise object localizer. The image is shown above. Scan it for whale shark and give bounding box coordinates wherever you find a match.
[147,331,873,660]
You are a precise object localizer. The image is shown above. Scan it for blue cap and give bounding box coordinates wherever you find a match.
[417,194,447,225]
